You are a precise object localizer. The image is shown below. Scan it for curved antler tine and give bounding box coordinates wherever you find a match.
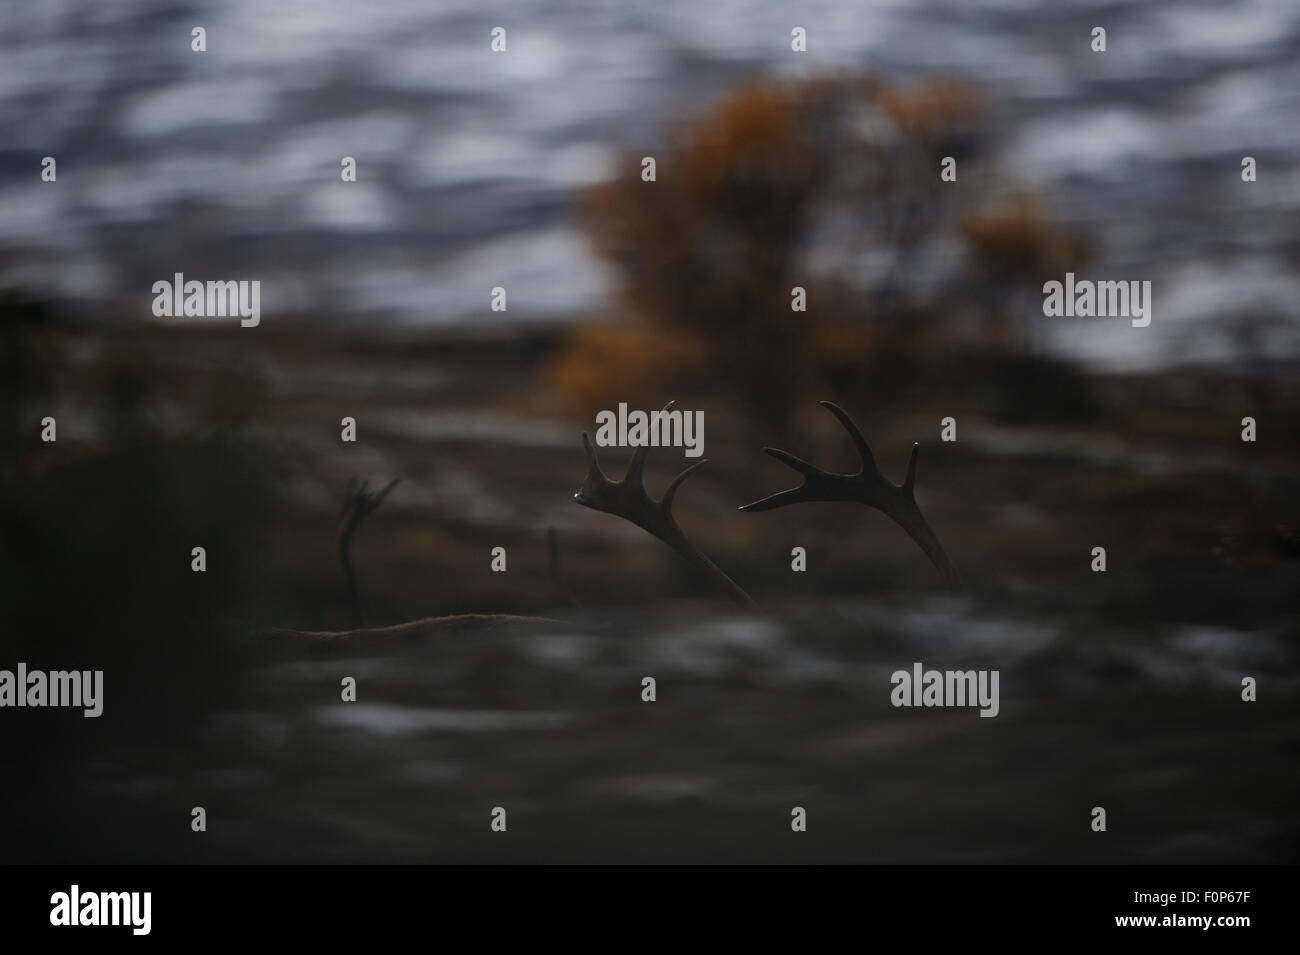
[581,432,606,479]
[625,443,650,488]
[370,477,400,512]
[763,446,824,478]
[739,485,812,512]
[902,443,918,498]
[625,401,679,489]
[661,458,707,512]
[820,400,876,473]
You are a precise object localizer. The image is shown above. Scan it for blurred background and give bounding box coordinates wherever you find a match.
[0,0,1297,863]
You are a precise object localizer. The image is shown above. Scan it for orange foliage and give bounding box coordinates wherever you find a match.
[877,79,981,145]
[546,321,711,412]
[960,196,1092,282]
[554,73,1088,428]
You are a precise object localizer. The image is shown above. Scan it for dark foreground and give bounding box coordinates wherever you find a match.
[6,593,1296,865]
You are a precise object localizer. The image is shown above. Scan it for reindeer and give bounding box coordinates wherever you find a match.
[575,400,961,607]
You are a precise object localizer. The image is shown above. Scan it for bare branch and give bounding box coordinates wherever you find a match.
[338,476,401,626]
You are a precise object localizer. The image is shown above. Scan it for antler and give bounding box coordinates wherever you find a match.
[575,402,756,608]
[740,401,961,589]
[338,476,400,626]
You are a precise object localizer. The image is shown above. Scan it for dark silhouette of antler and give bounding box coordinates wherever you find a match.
[339,476,400,626]
[575,402,756,608]
[740,401,961,590]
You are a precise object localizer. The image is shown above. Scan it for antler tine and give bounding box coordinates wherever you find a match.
[901,443,918,499]
[623,443,650,489]
[737,482,814,513]
[820,400,876,473]
[623,401,674,491]
[738,445,855,513]
[741,403,961,590]
[762,446,825,478]
[581,431,605,481]
[373,476,400,505]
[661,458,708,512]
